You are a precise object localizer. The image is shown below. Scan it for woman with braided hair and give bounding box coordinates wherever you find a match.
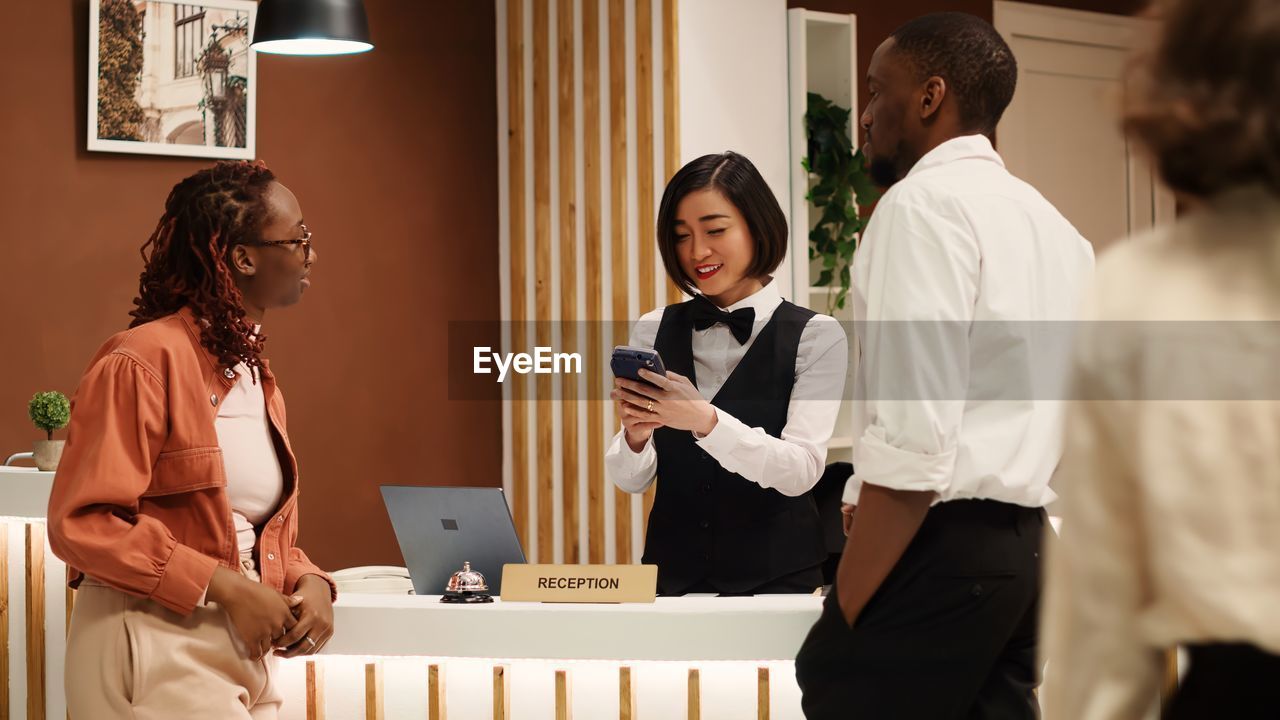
[49,160,332,719]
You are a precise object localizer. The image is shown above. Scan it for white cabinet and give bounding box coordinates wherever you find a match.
[787,8,858,461]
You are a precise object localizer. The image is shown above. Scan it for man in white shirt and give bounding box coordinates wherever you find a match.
[794,13,1094,719]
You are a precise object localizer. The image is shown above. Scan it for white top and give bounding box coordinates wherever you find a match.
[1041,187,1280,720]
[605,280,849,498]
[214,360,285,559]
[843,135,1094,507]
[326,593,823,660]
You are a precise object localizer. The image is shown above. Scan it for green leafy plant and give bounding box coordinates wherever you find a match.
[29,391,71,441]
[803,92,881,312]
[97,0,146,141]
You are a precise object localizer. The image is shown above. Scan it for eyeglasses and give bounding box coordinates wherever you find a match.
[244,224,313,264]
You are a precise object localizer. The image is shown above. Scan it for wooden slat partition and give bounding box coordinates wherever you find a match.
[608,0,633,564]
[636,0,658,537]
[67,583,75,720]
[364,661,384,720]
[493,665,512,720]
[26,522,46,720]
[555,668,572,720]
[1160,648,1180,712]
[583,0,606,566]
[502,0,680,565]
[428,663,447,720]
[558,0,580,564]
[636,0,655,323]
[663,0,682,304]
[533,0,555,565]
[619,665,637,720]
[507,0,531,553]
[306,659,325,720]
[757,666,770,720]
[687,667,701,720]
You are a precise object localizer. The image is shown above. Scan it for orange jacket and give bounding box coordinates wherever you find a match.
[48,306,335,615]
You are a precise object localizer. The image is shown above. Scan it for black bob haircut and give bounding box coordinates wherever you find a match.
[890,12,1018,135]
[655,151,788,298]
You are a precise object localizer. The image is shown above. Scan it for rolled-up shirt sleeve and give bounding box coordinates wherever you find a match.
[845,195,977,503]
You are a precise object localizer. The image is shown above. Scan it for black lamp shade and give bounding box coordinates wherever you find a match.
[252,0,373,56]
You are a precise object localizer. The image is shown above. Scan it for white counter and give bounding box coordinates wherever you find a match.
[0,467,54,519]
[328,593,823,660]
[0,467,824,718]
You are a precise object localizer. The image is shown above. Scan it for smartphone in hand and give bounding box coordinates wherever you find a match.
[610,346,666,385]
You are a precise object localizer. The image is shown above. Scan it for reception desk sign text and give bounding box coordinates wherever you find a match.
[500,564,658,603]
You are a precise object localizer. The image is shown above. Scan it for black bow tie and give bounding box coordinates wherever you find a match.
[691,295,755,345]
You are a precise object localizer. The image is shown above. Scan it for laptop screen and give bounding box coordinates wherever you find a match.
[380,485,526,595]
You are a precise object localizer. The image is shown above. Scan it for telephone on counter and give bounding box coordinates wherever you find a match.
[329,566,415,595]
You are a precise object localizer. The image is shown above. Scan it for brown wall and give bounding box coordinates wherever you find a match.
[0,1,501,570]
[787,0,1149,141]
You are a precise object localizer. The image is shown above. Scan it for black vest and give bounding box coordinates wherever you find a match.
[643,298,827,594]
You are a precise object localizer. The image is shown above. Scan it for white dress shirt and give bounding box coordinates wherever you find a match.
[1042,186,1280,720]
[606,279,848,497]
[843,134,1094,507]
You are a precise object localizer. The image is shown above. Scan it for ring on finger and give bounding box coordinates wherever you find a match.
[646,399,654,412]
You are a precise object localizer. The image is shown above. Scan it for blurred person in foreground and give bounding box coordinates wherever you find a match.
[1041,1,1280,718]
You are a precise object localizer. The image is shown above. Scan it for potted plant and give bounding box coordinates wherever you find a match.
[803,92,882,313]
[29,391,70,471]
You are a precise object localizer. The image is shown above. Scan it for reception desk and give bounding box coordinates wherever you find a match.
[1,467,820,719]
[298,593,821,719]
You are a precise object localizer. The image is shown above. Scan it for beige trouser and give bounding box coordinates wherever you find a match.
[66,557,281,720]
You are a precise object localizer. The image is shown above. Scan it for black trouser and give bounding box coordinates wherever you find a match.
[1164,643,1280,720]
[795,499,1045,720]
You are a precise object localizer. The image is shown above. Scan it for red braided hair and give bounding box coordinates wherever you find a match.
[129,160,277,376]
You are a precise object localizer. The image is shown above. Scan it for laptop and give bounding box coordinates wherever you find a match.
[380,485,526,596]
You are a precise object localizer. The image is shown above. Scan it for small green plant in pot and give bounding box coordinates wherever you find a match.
[29,391,70,471]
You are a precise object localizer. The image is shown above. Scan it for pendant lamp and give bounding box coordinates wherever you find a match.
[252,0,373,56]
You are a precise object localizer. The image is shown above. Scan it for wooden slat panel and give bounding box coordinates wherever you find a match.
[364,662,384,720]
[508,0,531,552]
[428,663,447,720]
[687,667,701,720]
[306,659,325,720]
[636,0,658,541]
[619,666,637,720]
[636,0,655,317]
[493,665,512,720]
[757,666,770,720]
[555,668,572,720]
[662,0,682,305]
[26,522,46,720]
[558,0,580,565]
[533,0,555,565]
[1160,647,1179,712]
[583,0,606,566]
[608,0,633,565]
[1,523,8,716]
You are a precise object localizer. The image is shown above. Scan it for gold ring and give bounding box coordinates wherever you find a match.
[646,400,654,412]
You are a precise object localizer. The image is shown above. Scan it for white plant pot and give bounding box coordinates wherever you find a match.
[33,440,65,472]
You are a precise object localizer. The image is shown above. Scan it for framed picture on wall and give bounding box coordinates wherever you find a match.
[88,0,257,159]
